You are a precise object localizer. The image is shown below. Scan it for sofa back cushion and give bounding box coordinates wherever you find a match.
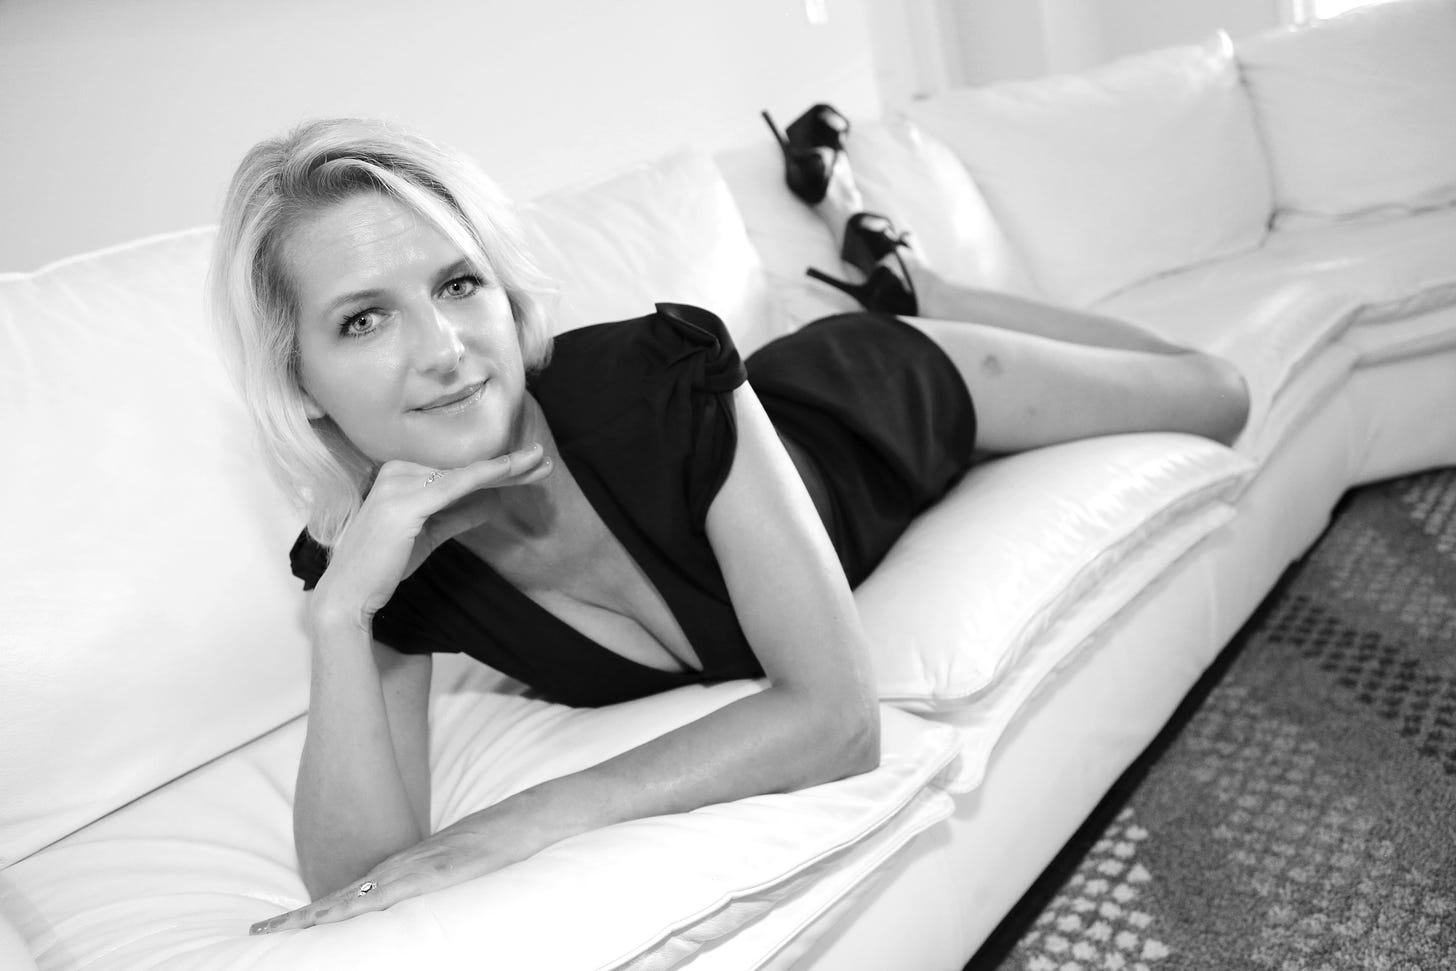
[1236,0,1456,225]
[520,149,782,354]
[0,230,313,864]
[902,32,1274,307]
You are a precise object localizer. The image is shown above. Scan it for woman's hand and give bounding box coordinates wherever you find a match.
[313,444,552,629]
[250,802,535,935]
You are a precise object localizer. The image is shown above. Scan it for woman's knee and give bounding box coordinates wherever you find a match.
[1183,351,1250,446]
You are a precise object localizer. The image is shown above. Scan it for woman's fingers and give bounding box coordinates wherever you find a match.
[432,442,553,503]
[376,442,550,512]
[249,872,422,934]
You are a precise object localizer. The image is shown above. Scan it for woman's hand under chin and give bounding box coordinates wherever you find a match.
[250,797,547,935]
[311,443,554,632]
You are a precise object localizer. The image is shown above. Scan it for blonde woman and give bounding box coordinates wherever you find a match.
[215,118,1246,935]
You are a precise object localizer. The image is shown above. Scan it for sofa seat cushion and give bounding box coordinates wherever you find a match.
[0,661,959,971]
[1093,205,1456,448]
[936,501,1235,792]
[856,433,1252,711]
[1342,302,1456,366]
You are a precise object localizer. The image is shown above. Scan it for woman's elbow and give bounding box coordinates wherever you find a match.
[819,695,881,780]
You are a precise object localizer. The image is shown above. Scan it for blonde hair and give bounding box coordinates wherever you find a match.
[209,117,553,545]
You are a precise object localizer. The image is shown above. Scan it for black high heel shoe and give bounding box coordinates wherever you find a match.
[761,103,850,205]
[805,212,919,316]
[806,265,919,317]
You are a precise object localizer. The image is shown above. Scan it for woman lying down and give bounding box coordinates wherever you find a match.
[214,113,1247,935]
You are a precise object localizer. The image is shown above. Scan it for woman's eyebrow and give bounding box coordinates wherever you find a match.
[433,258,474,285]
[322,287,389,317]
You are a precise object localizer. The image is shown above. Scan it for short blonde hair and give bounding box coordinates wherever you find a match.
[209,117,553,546]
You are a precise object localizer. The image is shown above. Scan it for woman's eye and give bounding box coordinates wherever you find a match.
[339,309,381,338]
[442,274,483,298]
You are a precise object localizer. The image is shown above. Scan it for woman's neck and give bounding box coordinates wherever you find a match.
[457,393,571,553]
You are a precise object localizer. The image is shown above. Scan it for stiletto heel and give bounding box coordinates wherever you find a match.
[806,265,919,317]
[761,103,851,206]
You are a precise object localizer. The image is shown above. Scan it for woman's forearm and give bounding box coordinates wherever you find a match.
[452,681,879,861]
[294,608,424,899]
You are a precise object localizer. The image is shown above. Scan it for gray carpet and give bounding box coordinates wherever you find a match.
[994,466,1456,971]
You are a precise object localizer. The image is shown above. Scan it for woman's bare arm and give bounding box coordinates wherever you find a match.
[292,620,431,900]
[283,446,551,907]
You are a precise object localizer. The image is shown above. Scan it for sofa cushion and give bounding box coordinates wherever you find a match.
[901,32,1273,307]
[716,115,1036,329]
[1236,0,1456,225]
[1093,205,1456,450]
[0,229,312,866]
[855,433,1253,710]
[846,116,1039,298]
[0,664,959,971]
[520,149,783,354]
[940,500,1235,792]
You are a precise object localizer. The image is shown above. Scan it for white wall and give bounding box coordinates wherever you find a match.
[947,0,1283,83]
[0,0,882,270]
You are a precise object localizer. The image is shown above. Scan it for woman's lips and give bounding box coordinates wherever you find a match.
[414,381,486,414]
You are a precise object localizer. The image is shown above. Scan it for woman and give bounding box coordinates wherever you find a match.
[219,116,1246,936]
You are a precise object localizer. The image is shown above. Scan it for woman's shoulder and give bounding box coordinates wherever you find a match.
[545,303,742,378]
[533,304,746,431]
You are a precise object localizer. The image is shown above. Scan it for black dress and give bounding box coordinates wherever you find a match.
[289,303,976,706]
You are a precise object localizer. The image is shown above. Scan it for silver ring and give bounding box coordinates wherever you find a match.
[423,470,448,487]
[357,880,377,897]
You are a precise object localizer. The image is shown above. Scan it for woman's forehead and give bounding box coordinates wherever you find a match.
[282,194,473,305]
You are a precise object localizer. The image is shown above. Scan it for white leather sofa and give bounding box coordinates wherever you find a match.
[3,2,1455,969]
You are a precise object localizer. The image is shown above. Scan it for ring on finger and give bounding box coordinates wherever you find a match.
[423,470,449,487]
[357,880,377,897]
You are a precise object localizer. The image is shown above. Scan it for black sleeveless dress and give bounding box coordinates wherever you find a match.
[289,303,976,706]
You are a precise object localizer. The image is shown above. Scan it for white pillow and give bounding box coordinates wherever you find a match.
[849,116,1040,297]
[902,32,1274,307]
[855,433,1254,710]
[1235,0,1456,224]
[0,912,36,971]
[2,671,960,971]
[0,228,313,866]
[521,149,783,355]
[717,117,1039,331]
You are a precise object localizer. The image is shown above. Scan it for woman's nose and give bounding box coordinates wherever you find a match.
[413,304,465,373]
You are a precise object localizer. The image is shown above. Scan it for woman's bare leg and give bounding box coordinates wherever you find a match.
[809,152,1250,449]
[902,315,1249,451]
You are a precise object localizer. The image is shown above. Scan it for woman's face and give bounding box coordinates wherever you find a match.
[285,192,527,470]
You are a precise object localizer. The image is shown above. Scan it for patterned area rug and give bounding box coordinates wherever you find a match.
[985,466,1456,971]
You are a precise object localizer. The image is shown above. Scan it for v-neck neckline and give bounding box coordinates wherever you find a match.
[446,440,706,677]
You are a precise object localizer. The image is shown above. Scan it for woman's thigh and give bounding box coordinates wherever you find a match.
[902,316,1244,454]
